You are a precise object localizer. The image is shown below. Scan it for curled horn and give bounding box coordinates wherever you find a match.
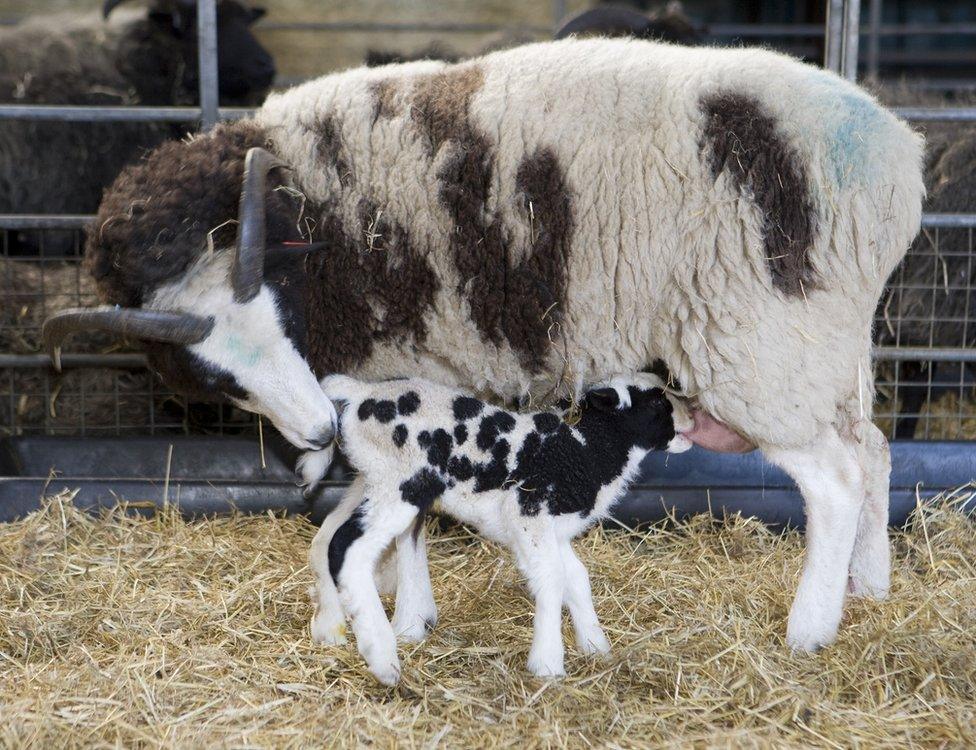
[42,308,214,372]
[233,147,289,303]
[554,7,651,39]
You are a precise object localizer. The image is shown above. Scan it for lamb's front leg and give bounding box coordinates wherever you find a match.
[308,476,364,645]
[559,540,610,656]
[512,522,566,678]
[391,521,438,642]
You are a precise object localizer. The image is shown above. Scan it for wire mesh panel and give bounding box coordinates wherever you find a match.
[874,223,976,440]
[0,225,257,438]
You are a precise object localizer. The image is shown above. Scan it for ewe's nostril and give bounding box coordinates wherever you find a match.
[308,424,335,450]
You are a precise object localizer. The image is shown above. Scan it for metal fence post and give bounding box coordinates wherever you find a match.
[825,0,844,73]
[197,0,219,131]
[867,0,882,80]
[842,0,862,80]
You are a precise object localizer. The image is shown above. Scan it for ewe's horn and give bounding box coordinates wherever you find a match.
[42,308,214,372]
[233,147,289,304]
[554,7,650,39]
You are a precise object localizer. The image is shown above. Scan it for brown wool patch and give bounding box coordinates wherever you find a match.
[699,93,818,296]
[413,64,571,372]
[370,79,401,121]
[86,121,304,307]
[505,148,574,370]
[410,65,484,152]
[303,200,439,376]
[314,116,351,186]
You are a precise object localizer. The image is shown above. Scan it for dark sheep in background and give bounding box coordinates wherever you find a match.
[555,2,703,45]
[0,0,275,255]
[364,2,700,70]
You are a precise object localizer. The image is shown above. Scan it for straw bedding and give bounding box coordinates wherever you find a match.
[1,490,974,748]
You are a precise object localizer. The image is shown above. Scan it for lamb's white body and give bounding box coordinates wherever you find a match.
[310,374,691,683]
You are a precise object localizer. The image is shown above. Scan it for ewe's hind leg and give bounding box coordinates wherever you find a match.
[511,521,567,677]
[847,421,891,599]
[391,522,438,642]
[764,428,864,652]
[330,492,418,686]
[559,541,610,656]
[309,476,365,645]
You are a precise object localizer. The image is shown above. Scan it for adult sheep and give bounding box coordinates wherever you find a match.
[0,0,274,251]
[43,39,924,652]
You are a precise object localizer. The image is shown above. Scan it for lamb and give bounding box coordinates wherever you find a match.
[44,38,925,652]
[309,373,692,684]
[0,0,274,253]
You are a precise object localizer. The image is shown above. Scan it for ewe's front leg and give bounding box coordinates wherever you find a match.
[512,523,566,678]
[559,541,610,656]
[765,428,863,652]
[391,522,438,642]
[847,421,892,599]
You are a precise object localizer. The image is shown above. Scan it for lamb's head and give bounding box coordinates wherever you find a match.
[43,127,336,451]
[105,0,275,105]
[582,373,694,454]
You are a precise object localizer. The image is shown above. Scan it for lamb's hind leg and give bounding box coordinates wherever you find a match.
[391,520,438,642]
[847,420,891,599]
[764,427,864,652]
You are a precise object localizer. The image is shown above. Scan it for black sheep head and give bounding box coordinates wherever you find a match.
[106,0,275,105]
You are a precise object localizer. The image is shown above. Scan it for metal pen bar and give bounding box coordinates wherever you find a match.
[257,20,549,34]
[2,214,975,232]
[551,0,567,31]
[867,0,882,80]
[825,0,844,73]
[920,214,976,229]
[0,354,148,369]
[0,214,93,229]
[7,103,972,125]
[0,106,253,122]
[706,22,976,37]
[873,348,976,363]
[892,107,976,122]
[196,0,220,131]
[842,0,862,81]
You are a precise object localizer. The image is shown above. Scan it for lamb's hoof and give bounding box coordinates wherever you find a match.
[527,649,565,678]
[310,614,347,646]
[576,629,611,657]
[362,641,402,686]
[785,618,837,653]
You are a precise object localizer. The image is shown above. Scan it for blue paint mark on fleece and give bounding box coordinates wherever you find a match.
[225,334,262,367]
[805,69,890,189]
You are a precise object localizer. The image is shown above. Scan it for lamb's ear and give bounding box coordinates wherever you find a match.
[584,387,620,411]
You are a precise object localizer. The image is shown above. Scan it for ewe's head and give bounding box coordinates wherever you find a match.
[44,125,336,451]
[106,0,275,104]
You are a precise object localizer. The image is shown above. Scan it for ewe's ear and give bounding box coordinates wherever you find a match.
[585,387,620,411]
